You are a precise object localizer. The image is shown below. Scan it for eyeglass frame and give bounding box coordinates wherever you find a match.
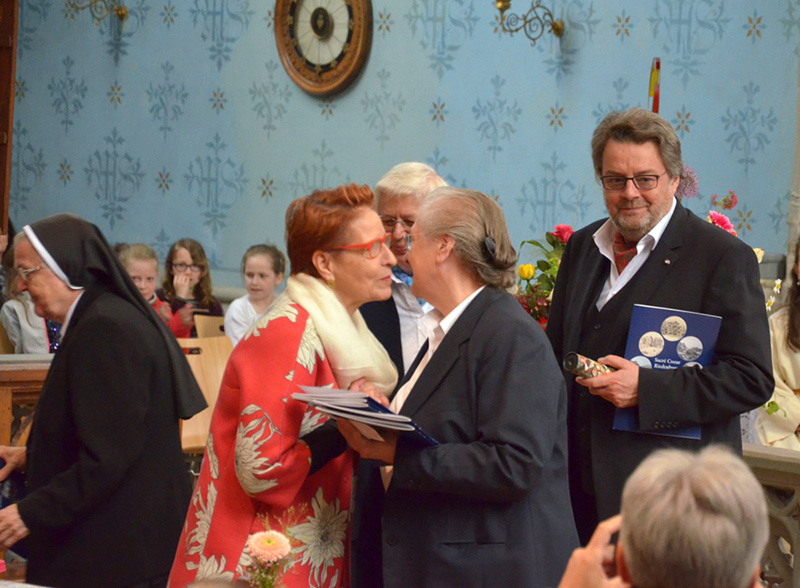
[379,215,415,232]
[599,171,668,191]
[169,262,203,273]
[17,265,44,280]
[330,233,391,259]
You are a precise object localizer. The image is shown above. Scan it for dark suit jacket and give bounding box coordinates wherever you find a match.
[361,297,404,376]
[547,200,774,521]
[18,287,192,588]
[373,287,578,588]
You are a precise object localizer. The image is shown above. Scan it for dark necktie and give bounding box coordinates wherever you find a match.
[612,233,638,274]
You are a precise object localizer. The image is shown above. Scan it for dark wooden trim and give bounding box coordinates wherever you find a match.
[0,0,18,235]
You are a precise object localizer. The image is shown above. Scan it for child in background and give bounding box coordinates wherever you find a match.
[0,247,58,353]
[225,244,285,346]
[119,243,172,323]
[158,238,223,338]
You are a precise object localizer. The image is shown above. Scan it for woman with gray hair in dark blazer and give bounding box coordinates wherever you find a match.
[341,186,579,588]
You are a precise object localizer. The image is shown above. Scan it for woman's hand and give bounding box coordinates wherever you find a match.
[349,376,389,408]
[0,446,26,481]
[0,505,29,548]
[173,273,193,299]
[338,419,398,464]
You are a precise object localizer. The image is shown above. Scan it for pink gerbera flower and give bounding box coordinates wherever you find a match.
[247,530,291,564]
[707,210,738,237]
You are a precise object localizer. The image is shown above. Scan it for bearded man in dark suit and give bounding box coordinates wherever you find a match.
[546,108,773,544]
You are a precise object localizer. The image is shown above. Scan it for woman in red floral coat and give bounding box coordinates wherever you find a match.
[169,184,398,588]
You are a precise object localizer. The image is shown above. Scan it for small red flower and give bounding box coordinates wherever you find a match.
[552,224,574,244]
[724,190,738,210]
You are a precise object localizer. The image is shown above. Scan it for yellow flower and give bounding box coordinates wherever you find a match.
[517,264,535,281]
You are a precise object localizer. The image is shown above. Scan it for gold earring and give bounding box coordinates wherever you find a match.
[327,278,335,289]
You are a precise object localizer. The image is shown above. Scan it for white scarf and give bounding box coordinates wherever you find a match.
[286,273,398,397]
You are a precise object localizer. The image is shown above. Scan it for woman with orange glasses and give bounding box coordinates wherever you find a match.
[169,184,398,588]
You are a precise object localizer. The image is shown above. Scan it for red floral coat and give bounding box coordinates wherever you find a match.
[168,296,353,588]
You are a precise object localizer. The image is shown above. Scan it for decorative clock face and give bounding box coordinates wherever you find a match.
[275,0,372,97]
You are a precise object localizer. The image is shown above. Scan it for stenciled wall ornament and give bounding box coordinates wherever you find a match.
[274,0,372,96]
[495,0,564,46]
[66,0,128,23]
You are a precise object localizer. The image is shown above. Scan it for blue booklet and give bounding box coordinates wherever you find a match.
[612,304,722,439]
[293,386,438,447]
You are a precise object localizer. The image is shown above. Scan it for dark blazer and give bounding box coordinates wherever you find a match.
[547,200,774,524]
[360,297,404,376]
[18,287,192,588]
[372,287,578,588]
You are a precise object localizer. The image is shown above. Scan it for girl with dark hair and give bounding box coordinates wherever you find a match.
[158,238,223,338]
[757,237,800,450]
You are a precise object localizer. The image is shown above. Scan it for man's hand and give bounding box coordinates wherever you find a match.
[577,355,640,408]
[338,419,398,464]
[0,446,26,481]
[558,515,630,588]
[0,505,29,549]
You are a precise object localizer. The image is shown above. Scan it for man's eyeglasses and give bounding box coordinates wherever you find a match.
[170,262,203,273]
[404,234,414,252]
[17,265,43,280]
[380,215,415,232]
[332,234,391,259]
[599,171,668,191]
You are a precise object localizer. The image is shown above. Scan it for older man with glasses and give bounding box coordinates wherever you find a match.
[546,107,773,545]
[360,162,447,378]
[353,162,446,588]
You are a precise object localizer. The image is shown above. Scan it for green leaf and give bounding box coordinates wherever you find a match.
[764,400,786,417]
[536,259,550,272]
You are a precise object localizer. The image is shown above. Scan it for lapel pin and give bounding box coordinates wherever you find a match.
[664,259,671,265]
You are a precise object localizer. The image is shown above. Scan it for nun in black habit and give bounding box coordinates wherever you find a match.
[0,213,206,588]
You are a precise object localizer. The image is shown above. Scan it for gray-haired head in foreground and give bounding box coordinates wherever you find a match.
[620,445,767,588]
[416,187,517,290]
[374,162,447,204]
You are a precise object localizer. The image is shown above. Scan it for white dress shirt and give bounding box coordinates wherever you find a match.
[390,275,434,375]
[390,285,485,414]
[593,196,677,310]
[382,285,485,488]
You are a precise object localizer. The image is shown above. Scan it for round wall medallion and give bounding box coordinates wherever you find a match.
[275,0,373,97]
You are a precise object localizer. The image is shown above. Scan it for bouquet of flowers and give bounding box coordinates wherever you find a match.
[246,530,292,588]
[516,224,573,328]
[707,190,738,236]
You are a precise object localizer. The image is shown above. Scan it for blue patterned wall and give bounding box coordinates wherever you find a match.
[11,0,800,286]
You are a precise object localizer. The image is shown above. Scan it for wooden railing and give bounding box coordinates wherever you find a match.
[743,443,800,588]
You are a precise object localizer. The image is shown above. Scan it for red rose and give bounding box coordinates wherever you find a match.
[552,224,574,244]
